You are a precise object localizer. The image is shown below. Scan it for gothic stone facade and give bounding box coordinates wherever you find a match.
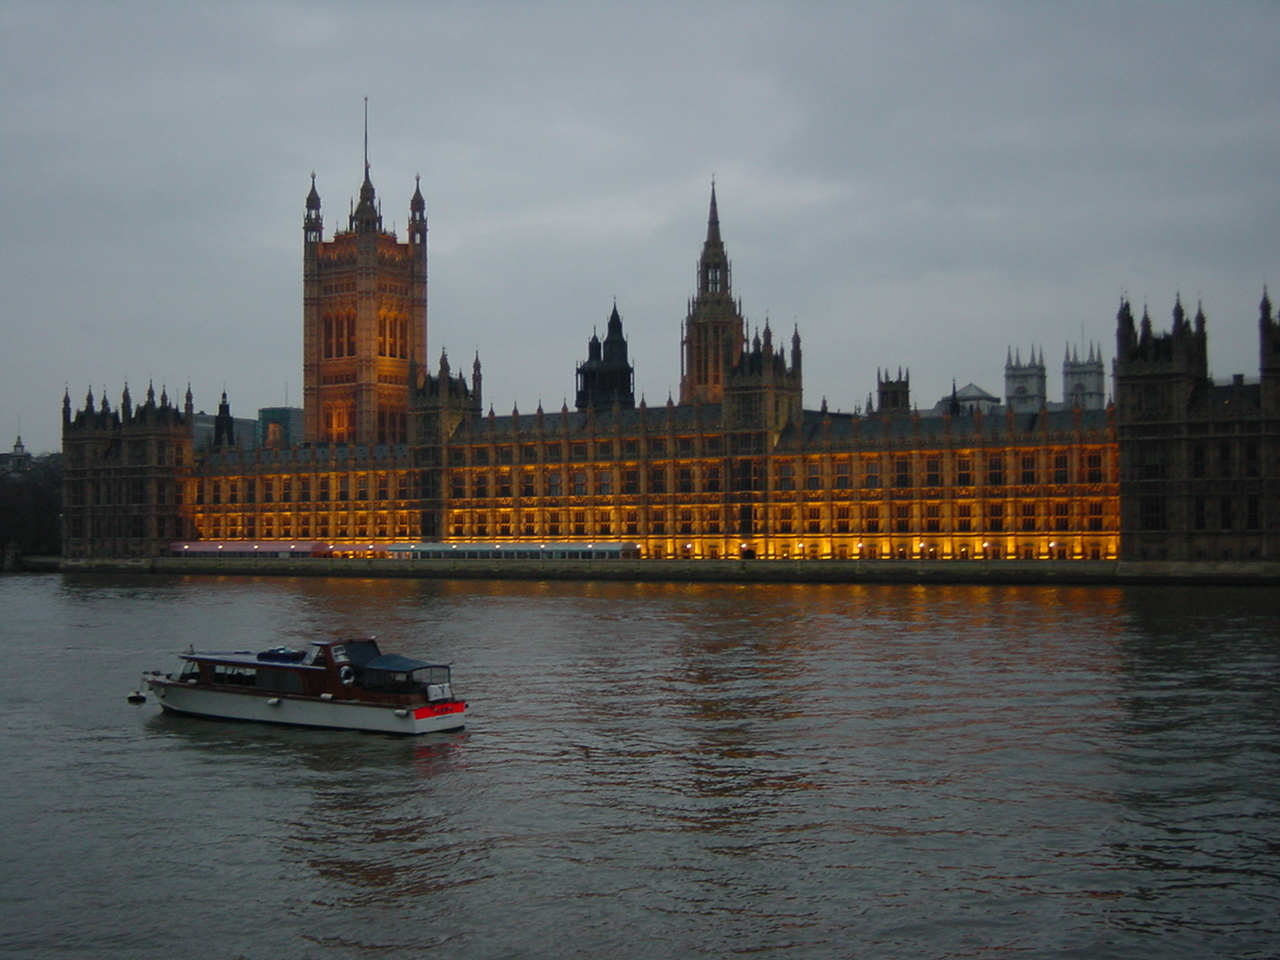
[61,174,1277,563]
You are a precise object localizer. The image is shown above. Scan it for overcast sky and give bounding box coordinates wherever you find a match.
[2,2,1278,454]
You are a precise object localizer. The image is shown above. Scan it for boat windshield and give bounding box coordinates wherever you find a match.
[329,639,381,666]
[421,666,451,686]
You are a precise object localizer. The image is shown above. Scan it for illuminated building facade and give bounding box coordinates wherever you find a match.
[62,171,1276,564]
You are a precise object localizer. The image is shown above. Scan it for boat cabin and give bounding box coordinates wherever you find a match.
[174,637,454,703]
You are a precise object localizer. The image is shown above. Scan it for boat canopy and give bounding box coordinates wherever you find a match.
[364,654,441,674]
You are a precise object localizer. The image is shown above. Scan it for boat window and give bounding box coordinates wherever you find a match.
[422,666,451,686]
[258,670,304,694]
[340,640,381,666]
[179,661,201,681]
[212,665,257,687]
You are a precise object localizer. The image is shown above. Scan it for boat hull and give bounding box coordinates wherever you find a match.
[145,678,466,735]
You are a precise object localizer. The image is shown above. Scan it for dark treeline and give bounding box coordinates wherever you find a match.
[1,456,62,557]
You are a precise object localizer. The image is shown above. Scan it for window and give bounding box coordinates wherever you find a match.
[625,510,639,535]
[835,459,851,489]
[1192,444,1207,479]
[1140,497,1167,531]
[649,469,666,494]
[677,468,693,493]
[546,472,562,497]
[521,472,535,498]
[598,471,612,496]
[1021,456,1036,485]
[806,461,822,491]
[1194,497,1206,530]
[572,472,587,496]
[1053,454,1068,484]
[779,507,793,534]
[597,441,612,460]
[807,507,821,534]
[864,460,880,488]
[497,473,512,497]
[835,505,851,533]
[956,457,972,487]
[451,475,466,499]
[1020,502,1036,531]
[474,474,488,498]
[777,463,794,491]
[925,503,941,532]
[1219,442,1232,479]
[987,457,1005,486]
[1138,446,1167,481]
[1087,453,1104,484]
[986,503,1004,532]
[1054,502,1069,531]
[1220,497,1233,531]
[1245,441,1260,478]
[679,509,694,535]
[623,469,639,495]
[573,511,586,536]
[1247,496,1260,529]
[499,512,512,536]
[864,506,879,533]
[652,509,666,534]
[925,459,940,488]
[894,459,910,488]
[1088,502,1104,531]
[957,504,972,532]
[548,511,561,536]
[705,466,721,493]
[707,508,721,534]
[894,504,910,533]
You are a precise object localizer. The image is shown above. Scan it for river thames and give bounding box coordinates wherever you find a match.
[0,573,1277,959]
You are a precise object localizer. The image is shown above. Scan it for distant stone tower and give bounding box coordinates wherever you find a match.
[1005,347,1047,412]
[410,350,483,540]
[61,383,194,558]
[1062,343,1106,410]
[875,368,911,416]
[679,184,747,405]
[1261,287,1280,416]
[302,127,427,445]
[576,303,635,412]
[723,322,803,445]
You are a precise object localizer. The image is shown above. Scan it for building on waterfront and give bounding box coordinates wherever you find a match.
[59,167,1277,563]
[1113,294,1280,561]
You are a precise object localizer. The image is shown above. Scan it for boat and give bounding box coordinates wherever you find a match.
[142,637,466,734]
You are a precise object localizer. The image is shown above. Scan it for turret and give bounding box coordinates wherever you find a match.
[304,173,323,244]
[679,183,747,405]
[576,303,635,412]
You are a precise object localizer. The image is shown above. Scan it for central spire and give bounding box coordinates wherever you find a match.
[351,98,381,232]
[706,179,721,245]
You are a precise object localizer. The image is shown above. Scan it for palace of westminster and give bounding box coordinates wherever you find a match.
[61,162,1280,564]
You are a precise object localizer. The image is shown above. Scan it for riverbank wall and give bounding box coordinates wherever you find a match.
[36,555,1280,585]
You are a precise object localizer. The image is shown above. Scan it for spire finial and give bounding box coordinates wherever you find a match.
[363,96,369,175]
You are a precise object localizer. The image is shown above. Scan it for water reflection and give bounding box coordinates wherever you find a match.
[4,573,1278,958]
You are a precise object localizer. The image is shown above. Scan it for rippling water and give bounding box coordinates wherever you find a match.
[0,573,1277,959]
